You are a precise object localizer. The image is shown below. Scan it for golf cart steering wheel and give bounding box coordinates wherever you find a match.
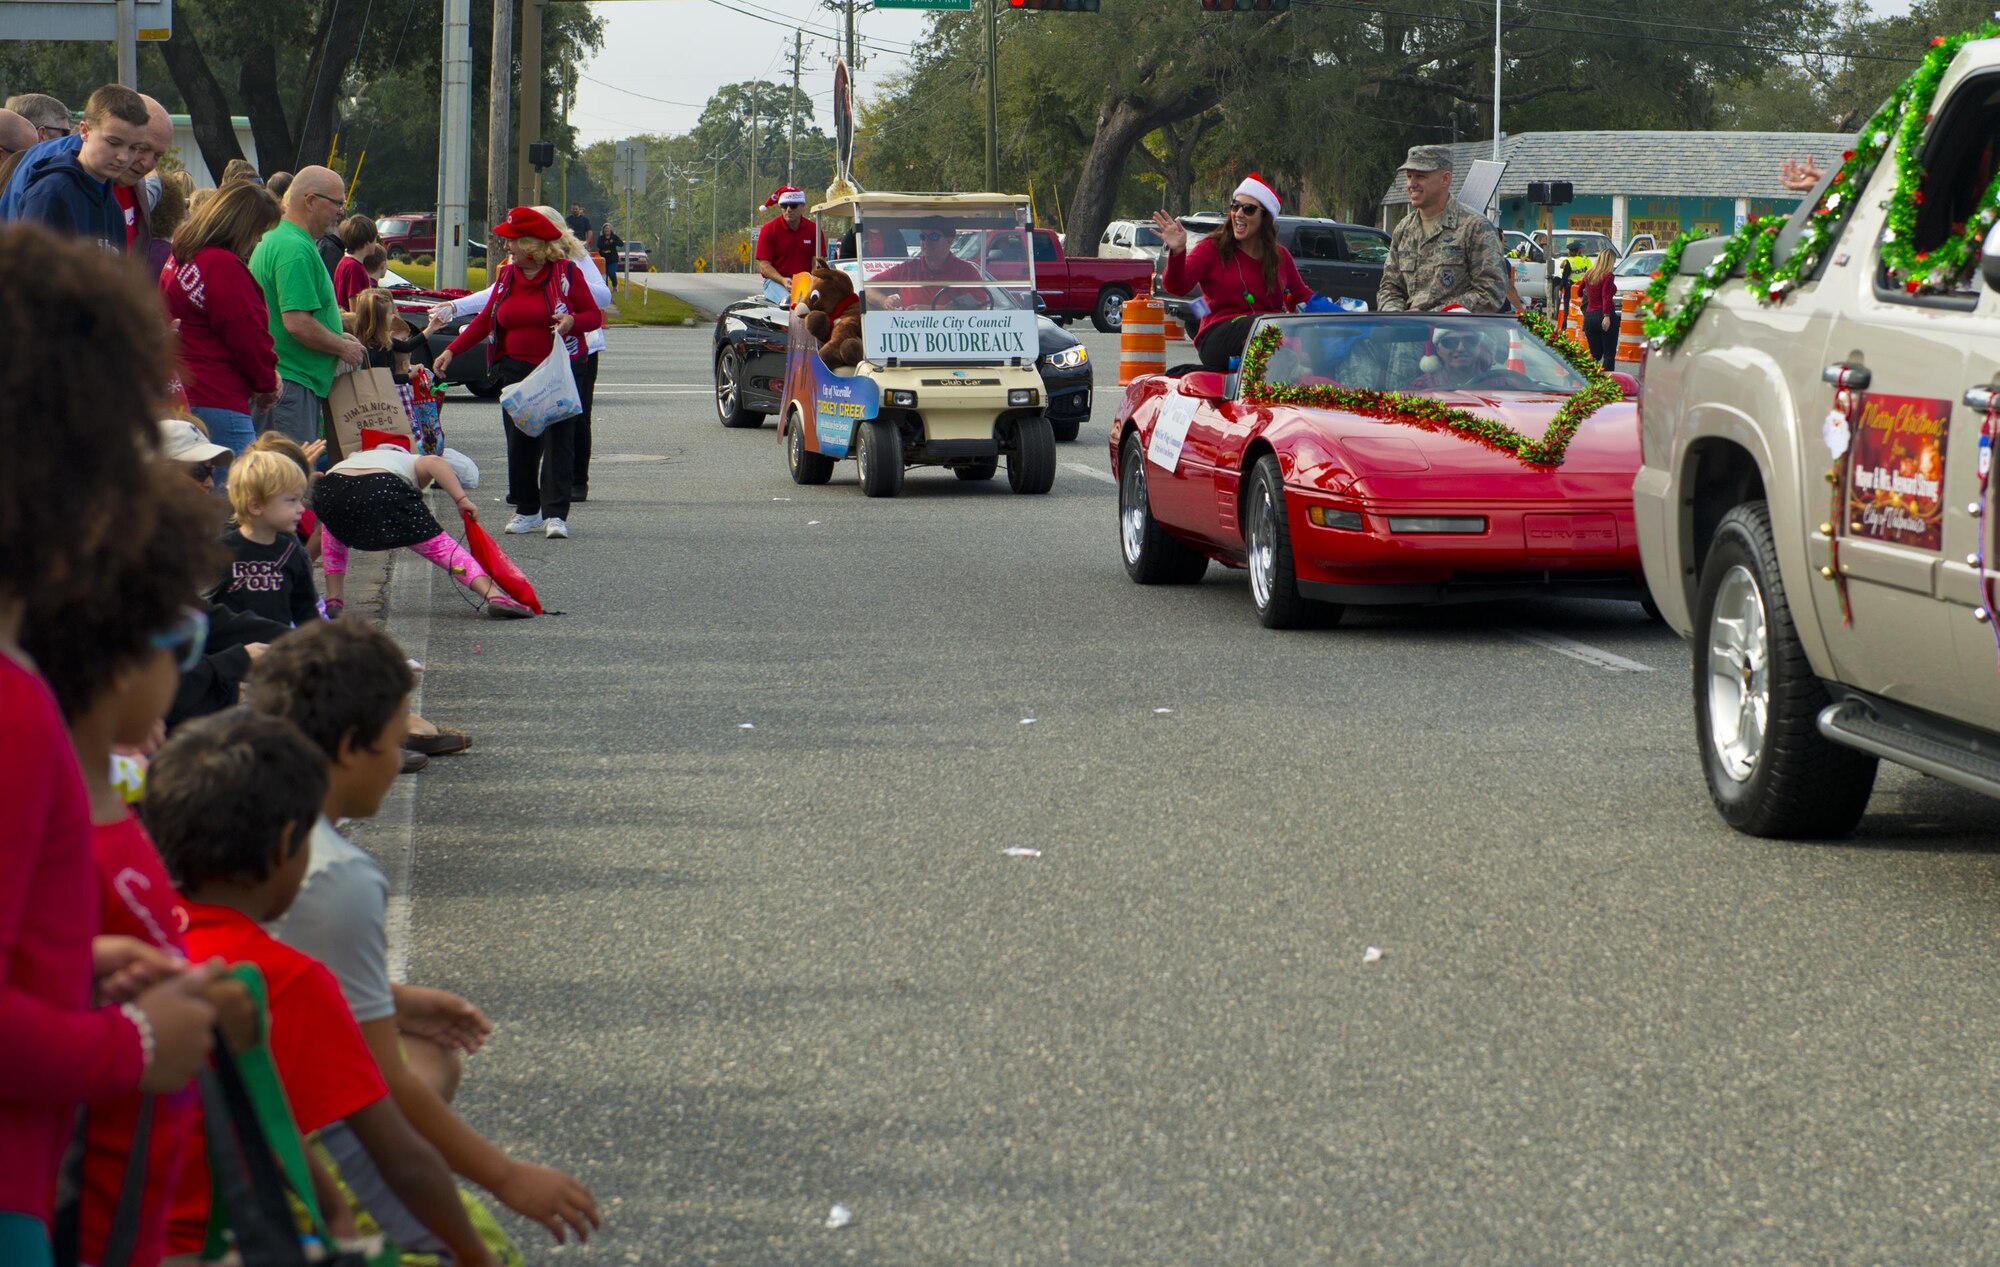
[930,289,989,311]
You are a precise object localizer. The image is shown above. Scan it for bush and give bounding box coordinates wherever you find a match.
[415,253,435,267]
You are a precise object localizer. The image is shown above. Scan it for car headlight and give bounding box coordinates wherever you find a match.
[1041,345,1088,370]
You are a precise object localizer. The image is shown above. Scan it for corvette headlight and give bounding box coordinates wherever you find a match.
[1041,345,1088,370]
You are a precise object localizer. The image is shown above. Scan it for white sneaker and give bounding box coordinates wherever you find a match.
[544,516,569,539]
[504,512,543,534]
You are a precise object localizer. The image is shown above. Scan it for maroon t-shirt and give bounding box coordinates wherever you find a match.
[160,247,280,414]
[333,255,372,310]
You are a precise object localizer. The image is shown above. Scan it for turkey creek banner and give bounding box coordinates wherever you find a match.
[1846,392,1950,550]
[863,310,1037,363]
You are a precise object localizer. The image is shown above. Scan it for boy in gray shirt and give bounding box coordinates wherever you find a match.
[249,622,601,1253]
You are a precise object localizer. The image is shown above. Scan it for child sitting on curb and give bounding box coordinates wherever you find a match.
[146,709,497,1266]
[250,621,599,1251]
[215,450,319,628]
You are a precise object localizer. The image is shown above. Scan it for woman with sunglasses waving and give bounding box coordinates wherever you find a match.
[1151,174,1312,372]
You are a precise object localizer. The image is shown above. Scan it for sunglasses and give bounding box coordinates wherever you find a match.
[150,607,211,673]
[1228,201,1263,217]
[918,231,950,242]
[187,462,216,484]
[1435,335,1481,351]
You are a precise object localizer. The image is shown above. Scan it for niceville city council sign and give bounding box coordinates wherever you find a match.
[862,310,1037,363]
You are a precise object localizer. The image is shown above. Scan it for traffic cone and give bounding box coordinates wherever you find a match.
[1507,326,1526,374]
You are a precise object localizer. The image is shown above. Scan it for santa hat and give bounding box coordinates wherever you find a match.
[765,186,807,208]
[1420,307,1472,374]
[1232,172,1280,219]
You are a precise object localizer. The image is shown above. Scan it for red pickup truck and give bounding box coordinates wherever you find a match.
[955,228,1153,332]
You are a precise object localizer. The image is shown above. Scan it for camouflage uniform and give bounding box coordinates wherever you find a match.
[1376,147,1509,313]
[1377,199,1509,313]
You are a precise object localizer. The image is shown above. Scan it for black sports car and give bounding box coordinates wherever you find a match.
[712,292,1094,441]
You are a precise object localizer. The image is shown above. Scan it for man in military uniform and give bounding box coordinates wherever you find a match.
[1377,146,1509,313]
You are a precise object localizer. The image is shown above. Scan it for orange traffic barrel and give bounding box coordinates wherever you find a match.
[1161,302,1188,361]
[1616,289,1645,364]
[1119,297,1165,385]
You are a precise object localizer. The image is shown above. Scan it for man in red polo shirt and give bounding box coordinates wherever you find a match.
[754,186,815,303]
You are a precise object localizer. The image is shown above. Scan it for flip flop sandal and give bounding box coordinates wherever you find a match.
[404,725,473,756]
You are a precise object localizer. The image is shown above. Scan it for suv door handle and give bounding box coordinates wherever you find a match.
[1823,362,1871,389]
[1966,384,2000,412]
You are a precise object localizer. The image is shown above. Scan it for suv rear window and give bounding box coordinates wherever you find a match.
[1292,226,1339,260]
[1340,229,1389,263]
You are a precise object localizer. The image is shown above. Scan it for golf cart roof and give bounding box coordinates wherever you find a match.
[810,191,1031,217]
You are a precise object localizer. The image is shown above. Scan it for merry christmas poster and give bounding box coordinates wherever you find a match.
[1846,392,1950,551]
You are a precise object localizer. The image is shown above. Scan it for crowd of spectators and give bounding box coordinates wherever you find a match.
[1,83,600,1266]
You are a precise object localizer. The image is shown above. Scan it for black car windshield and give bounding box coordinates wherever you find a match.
[1253,315,1591,395]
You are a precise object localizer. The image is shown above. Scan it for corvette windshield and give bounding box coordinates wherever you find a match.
[1253,315,1591,395]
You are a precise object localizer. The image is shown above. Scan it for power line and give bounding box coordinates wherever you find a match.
[702,0,916,55]
[577,72,707,108]
[1295,0,1922,64]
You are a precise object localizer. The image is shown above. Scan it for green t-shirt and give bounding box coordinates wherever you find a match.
[250,219,341,397]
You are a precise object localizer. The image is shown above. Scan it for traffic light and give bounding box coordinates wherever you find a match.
[1200,0,1290,9]
[1010,0,1100,9]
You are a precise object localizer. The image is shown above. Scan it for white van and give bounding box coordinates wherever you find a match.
[1099,219,1165,260]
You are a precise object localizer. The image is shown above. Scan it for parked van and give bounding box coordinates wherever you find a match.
[1100,219,1166,260]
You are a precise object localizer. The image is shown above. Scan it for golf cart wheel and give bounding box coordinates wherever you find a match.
[1006,416,1057,495]
[715,346,767,428]
[786,407,835,485]
[856,419,904,498]
[955,458,999,482]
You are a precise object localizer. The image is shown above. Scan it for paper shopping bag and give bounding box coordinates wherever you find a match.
[325,367,409,462]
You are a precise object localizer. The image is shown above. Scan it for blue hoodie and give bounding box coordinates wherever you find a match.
[0,134,122,249]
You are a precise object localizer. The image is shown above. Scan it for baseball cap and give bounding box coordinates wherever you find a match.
[1398,145,1453,174]
[158,418,231,463]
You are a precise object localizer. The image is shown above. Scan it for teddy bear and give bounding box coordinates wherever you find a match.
[796,257,865,372]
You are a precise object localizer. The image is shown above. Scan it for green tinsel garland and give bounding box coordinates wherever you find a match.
[1643,20,2000,352]
[1237,310,1624,469]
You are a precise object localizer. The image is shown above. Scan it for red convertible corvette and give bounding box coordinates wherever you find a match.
[1111,312,1647,628]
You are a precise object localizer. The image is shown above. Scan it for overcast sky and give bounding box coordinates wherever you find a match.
[569,0,1922,150]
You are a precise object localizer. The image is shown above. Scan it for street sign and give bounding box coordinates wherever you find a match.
[694,256,708,273]
[736,240,752,263]
[4,0,174,39]
[612,140,646,196]
[877,0,971,8]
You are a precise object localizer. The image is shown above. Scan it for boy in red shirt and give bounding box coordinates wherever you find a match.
[143,711,496,1266]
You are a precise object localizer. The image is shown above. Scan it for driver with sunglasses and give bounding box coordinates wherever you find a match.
[875,225,985,310]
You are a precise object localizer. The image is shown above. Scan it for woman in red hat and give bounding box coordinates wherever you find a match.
[1151,173,1311,372]
[435,205,603,541]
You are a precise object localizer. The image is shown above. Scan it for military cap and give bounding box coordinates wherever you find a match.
[1398,145,1453,173]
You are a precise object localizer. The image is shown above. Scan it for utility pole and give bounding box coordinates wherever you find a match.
[487,0,511,230]
[439,0,471,288]
[748,88,758,230]
[115,0,137,87]
[710,152,721,272]
[518,0,543,206]
[663,148,673,273]
[985,0,998,191]
[787,29,803,185]
[1491,0,1502,159]
[846,0,856,76]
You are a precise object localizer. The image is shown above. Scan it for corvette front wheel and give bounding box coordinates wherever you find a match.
[1119,433,1206,585]
[1244,455,1340,630]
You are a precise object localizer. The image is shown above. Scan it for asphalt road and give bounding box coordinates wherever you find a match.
[358,323,2000,1265]
[636,270,766,319]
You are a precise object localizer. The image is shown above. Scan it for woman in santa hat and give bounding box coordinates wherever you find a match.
[1151,173,1312,372]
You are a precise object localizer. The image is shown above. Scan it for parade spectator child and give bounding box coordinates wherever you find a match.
[252,622,601,1250]
[4,84,148,247]
[333,214,379,309]
[216,449,319,627]
[352,287,428,384]
[0,223,223,1265]
[312,444,533,618]
[19,468,258,1267]
[244,431,327,562]
[145,709,498,1267]
[360,241,389,285]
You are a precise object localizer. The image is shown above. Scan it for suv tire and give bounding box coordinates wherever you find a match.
[1694,501,1877,837]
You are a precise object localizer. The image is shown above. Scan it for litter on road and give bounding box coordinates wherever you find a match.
[825,1204,853,1230]
[1002,847,1042,858]
[1363,946,1385,964]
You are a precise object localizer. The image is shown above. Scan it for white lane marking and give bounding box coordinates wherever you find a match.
[1062,461,1116,484]
[376,549,436,983]
[1503,627,1656,673]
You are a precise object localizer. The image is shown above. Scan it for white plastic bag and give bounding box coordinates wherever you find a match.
[500,342,581,438]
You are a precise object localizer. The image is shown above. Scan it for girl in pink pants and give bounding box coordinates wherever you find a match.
[311,447,533,619]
